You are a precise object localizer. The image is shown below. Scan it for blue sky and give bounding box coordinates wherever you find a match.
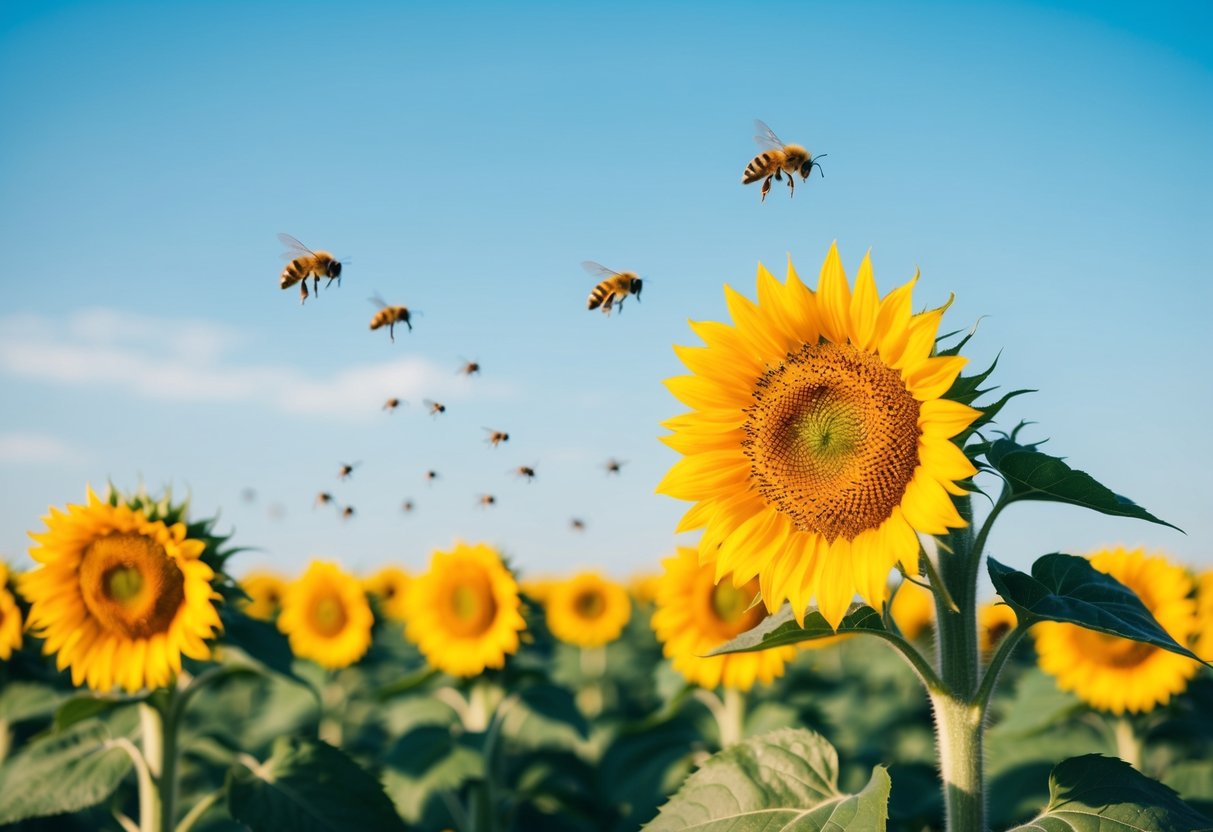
[2,0,1210,587]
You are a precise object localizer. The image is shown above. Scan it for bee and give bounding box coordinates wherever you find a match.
[240,487,257,503]
[583,261,643,315]
[477,494,497,508]
[338,462,360,480]
[401,499,415,513]
[278,233,343,304]
[512,465,536,482]
[315,492,335,508]
[604,458,627,475]
[383,397,402,412]
[369,294,413,342]
[340,506,356,520]
[458,358,481,376]
[267,503,286,521]
[484,428,509,447]
[742,120,826,202]
[570,517,586,532]
[423,399,446,417]
[425,470,440,484]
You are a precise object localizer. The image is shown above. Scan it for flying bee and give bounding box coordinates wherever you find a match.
[583,261,643,315]
[423,399,446,417]
[742,120,826,202]
[458,358,481,376]
[484,428,509,447]
[340,506,356,520]
[401,499,415,513]
[315,492,335,508]
[604,458,627,475]
[240,487,257,503]
[278,233,343,305]
[338,461,360,480]
[383,397,402,412]
[570,517,586,532]
[477,494,497,508]
[512,465,536,482]
[425,470,440,484]
[369,294,414,342]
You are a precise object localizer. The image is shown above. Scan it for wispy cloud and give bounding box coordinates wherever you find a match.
[0,432,78,464]
[0,309,510,420]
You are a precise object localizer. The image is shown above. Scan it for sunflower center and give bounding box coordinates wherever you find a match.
[79,532,185,639]
[309,593,349,638]
[710,581,750,624]
[741,341,921,540]
[573,589,606,620]
[700,574,765,640]
[444,576,498,638]
[1076,629,1157,669]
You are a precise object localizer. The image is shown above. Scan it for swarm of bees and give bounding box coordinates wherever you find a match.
[369,294,414,342]
[583,261,643,316]
[742,120,826,202]
[279,234,343,305]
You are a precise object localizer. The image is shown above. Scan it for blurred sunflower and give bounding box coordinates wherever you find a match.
[628,571,662,606]
[546,571,631,648]
[278,561,373,670]
[363,565,411,621]
[979,601,1018,655]
[1034,548,1199,714]
[240,571,287,621]
[890,578,936,640]
[1,563,22,660]
[652,547,796,691]
[405,542,525,677]
[21,487,221,692]
[1197,571,1213,661]
[520,576,557,605]
[658,243,978,627]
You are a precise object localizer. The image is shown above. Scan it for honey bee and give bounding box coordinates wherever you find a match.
[570,517,586,532]
[383,397,402,412]
[369,295,413,342]
[512,465,536,482]
[477,494,497,508]
[458,358,481,376]
[278,233,343,304]
[338,462,360,480]
[604,458,627,475]
[401,499,415,513]
[583,261,643,315]
[315,492,335,508]
[340,506,355,520]
[425,470,440,484]
[742,120,826,202]
[484,428,509,447]
[240,487,257,503]
[423,399,446,417]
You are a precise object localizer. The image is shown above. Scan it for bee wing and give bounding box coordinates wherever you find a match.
[581,261,622,279]
[753,119,786,150]
[368,294,387,309]
[278,233,316,260]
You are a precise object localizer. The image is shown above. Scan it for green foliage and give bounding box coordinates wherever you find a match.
[226,736,407,831]
[381,724,483,826]
[708,604,886,655]
[0,680,68,725]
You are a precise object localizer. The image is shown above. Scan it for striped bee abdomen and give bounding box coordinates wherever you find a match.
[587,283,612,310]
[281,258,306,289]
[743,152,775,183]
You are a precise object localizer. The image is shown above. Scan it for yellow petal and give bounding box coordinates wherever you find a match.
[816,242,851,344]
[907,355,968,402]
[919,399,981,439]
[655,451,750,501]
[816,537,855,629]
[849,251,880,351]
[664,375,749,411]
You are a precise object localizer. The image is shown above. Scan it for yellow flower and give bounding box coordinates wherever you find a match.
[658,244,978,628]
[546,571,631,648]
[890,578,936,640]
[628,571,662,606]
[520,576,558,604]
[363,565,411,621]
[404,542,525,677]
[1034,547,1199,714]
[1,563,23,660]
[1193,570,1213,662]
[979,601,1018,655]
[240,571,286,621]
[21,488,222,692]
[652,547,797,691]
[278,561,373,670]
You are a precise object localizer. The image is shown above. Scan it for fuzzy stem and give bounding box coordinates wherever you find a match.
[930,692,985,832]
[577,646,606,718]
[719,687,746,747]
[1113,716,1142,770]
[138,695,179,832]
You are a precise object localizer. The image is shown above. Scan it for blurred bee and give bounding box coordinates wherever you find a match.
[477,494,497,508]
[383,397,402,412]
[570,517,586,532]
[369,294,413,342]
[512,465,536,482]
[401,499,415,513]
[604,458,627,475]
[315,492,335,508]
[240,487,257,503]
[458,358,481,376]
[742,120,826,202]
[583,261,643,315]
[338,462,360,480]
[340,506,356,520]
[484,428,509,447]
[424,399,446,416]
[278,233,343,305]
[267,503,286,521]
[425,470,440,484]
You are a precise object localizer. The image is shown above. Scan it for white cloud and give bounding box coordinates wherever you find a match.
[0,309,510,421]
[0,432,78,464]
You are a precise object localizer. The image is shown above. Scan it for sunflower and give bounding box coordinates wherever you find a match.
[520,576,558,605]
[545,571,631,648]
[628,571,662,606]
[404,541,525,677]
[890,577,936,640]
[657,244,978,628]
[278,561,373,670]
[652,547,797,691]
[1196,571,1213,661]
[979,601,1018,655]
[363,565,411,621]
[1034,548,1199,714]
[21,487,222,692]
[1,563,22,660]
[240,571,287,621]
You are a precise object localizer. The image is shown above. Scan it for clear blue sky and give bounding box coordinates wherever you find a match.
[2,0,1210,587]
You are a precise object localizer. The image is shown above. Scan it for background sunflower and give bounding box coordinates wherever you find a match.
[239,570,287,622]
[0,563,22,660]
[363,565,411,621]
[545,571,631,648]
[278,560,374,670]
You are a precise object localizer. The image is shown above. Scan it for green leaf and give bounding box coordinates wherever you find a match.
[499,683,589,751]
[54,693,145,732]
[988,555,1207,664]
[0,719,134,824]
[644,727,890,831]
[0,681,68,724]
[981,437,1179,530]
[218,609,301,682]
[1008,755,1212,832]
[708,604,885,655]
[989,668,1082,738]
[227,737,407,831]
[381,724,483,825]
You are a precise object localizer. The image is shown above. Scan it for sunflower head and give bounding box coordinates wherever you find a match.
[652,547,797,691]
[1196,571,1213,662]
[240,571,287,622]
[1,562,23,660]
[978,601,1018,655]
[278,561,374,670]
[22,486,223,692]
[362,565,412,621]
[890,578,936,641]
[658,243,978,628]
[404,541,526,677]
[627,571,662,606]
[1034,547,1200,714]
[545,571,632,648]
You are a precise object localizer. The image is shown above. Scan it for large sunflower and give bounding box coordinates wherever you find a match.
[658,244,978,627]
[1,563,22,660]
[240,570,286,621]
[546,571,631,648]
[652,547,796,691]
[278,561,373,670]
[22,488,221,692]
[404,541,525,677]
[363,565,411,621]
[1034,548,1199,714]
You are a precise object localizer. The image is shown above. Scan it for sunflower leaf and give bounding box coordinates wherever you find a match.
[988,555,1207,664]
[981,437,1180,530]
[643,727,890,831]
[228,736,408,831]
[1007,755,1212,832]
[707,604,884,655]
[381,725,483,825]
[0,719,134,824]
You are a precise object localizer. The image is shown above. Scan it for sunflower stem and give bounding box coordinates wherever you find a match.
[577,645,606,718]
[138,692,180,832]
[973,623,1029,718]
[1113,716,1143,770]
[930,692,986,832]
[719,687,746,747]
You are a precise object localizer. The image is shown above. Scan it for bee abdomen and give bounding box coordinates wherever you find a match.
[280,259,304,289]
[743,153,773,183]
[587,283,610,310]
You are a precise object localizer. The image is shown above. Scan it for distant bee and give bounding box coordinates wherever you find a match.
[512,465,536,482]
[742,120,826,202]
[267,503,286,521]
[423,399,446,417]
[338,462,360,480]
[570,517,586,532]
[369,294,413,342]
[583,261,643,315]
[315,492,335,508]
[278,233,343,305]
[401,499,415,513]
[425,470,440,484]
[458,358,481,377]
[484,428,509,447]
[340,506,356,520]
[604,458,627,475]
[383,397,402,412]
[240,487,257,503]
[477,494,497,508]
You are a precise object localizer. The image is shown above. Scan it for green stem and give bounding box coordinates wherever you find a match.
[920,546,960,614]
[719,687,746,747]
[930,692,985,832]
[173,787,223,832]
[577,645,606,718]
[867,629,946,694]
[110,736,155,832]
[973,624,1029,718]
[1113,716,1142,770]
[138,694,179,832]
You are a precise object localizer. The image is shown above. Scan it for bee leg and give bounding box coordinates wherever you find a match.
[389,322,396,343]
[787,175,795,197]
[760,176,772,202]
[313,276,321,298]
[299,281,309,305]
